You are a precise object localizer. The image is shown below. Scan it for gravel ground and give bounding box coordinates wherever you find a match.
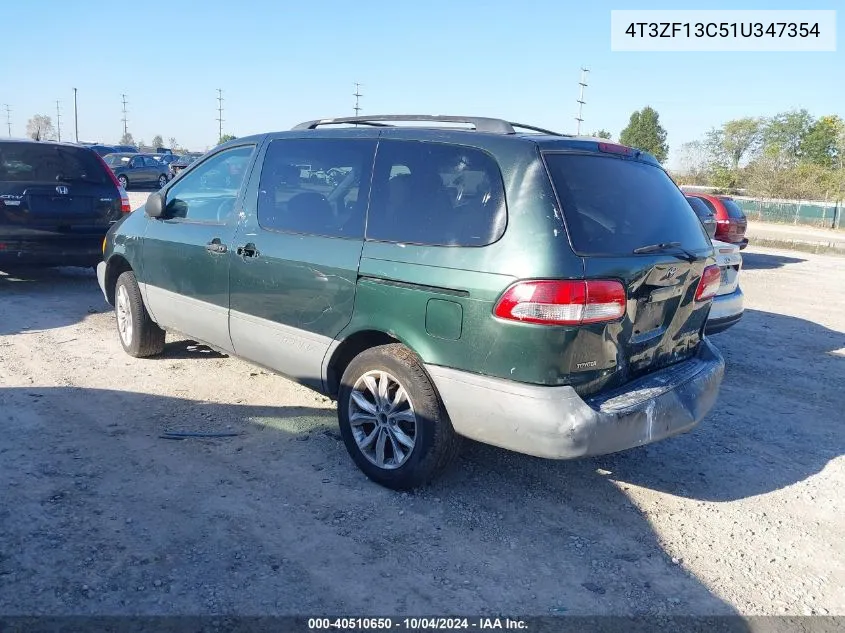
[0,245,843,618]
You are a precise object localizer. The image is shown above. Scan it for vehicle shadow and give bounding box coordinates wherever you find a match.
[586,308,844,502]
[0,386,752,624]
[739,252,806,270]
[0,266,103,336]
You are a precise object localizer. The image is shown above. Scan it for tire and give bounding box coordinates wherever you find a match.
[337,344,461,490]
[118,175,129,190]
[157,174,168,189]
[114,270,165,358]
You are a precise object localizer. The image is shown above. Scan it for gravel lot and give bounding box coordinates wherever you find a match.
[0,242,843,619]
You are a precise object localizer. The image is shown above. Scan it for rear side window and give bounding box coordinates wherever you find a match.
[719,198,746,219]
[0,143,108,184]
[257,138,377,239]
[544,153,710,256]
[367,140,506,247]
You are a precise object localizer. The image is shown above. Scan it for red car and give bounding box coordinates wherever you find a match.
[685,192,748,249]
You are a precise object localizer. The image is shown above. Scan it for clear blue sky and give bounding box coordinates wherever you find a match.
[2,0,841,167]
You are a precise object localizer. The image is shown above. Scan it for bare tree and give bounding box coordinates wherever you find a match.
[151,135,164,148]
[168,136,178,151]
[26,114,56,141]
[120,132,135,146]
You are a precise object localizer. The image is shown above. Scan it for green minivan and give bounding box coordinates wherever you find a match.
[97,115,725,490]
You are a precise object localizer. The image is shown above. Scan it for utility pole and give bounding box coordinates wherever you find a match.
[217,89,224,142]
[4,104,11,137]
[575,67,589,135]
[121,93,129,137]
[353,83,363,116]
[73,88,79,142]
[56,100,62,142]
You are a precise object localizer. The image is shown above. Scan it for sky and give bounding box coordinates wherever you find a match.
[1,0,842,168]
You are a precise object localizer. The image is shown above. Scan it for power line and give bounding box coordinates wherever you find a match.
[217,89,224,141]
[121,93,129,136]
[56,100,62,142]
[353,83,363,116]
[4,104,10,137]
[575,67,589,135]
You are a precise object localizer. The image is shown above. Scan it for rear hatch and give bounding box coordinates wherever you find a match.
[543,148,716,394]
[0,142,123,238]
[717,197,747,242]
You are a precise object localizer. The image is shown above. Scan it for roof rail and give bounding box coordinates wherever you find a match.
[293,115,564,135]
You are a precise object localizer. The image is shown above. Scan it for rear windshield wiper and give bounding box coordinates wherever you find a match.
[633,242,700,262]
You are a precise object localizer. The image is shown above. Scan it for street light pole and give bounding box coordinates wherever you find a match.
[73,88,79,142]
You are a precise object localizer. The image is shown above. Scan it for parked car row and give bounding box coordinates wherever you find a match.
[93,114,742,490]
[683,193,745,334]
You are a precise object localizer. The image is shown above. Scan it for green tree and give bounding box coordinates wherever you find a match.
[120,131,135,146]
[26,114,55,141]
[151,134,164,148]
[619,107,668,162]
[800,115,843,167]
[219,134,236,144]
[592,129,612,139]
[706,117,763,170]
[762,109,814,162]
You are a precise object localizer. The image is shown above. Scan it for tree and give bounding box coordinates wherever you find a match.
[168,137,178,150]
[761,109,814,163]
[800,115,843,168]
[219,134,236,144]
[592,129,612,139]
[26,114,55,141]
[120,132,135,146]
[706,117,764,170]
[151,135,164,148]
[676,140,710,184]
[619,107,668,162]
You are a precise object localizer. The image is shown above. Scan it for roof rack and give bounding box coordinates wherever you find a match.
[292,115,564,136]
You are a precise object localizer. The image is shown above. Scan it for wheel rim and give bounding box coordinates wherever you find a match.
[119,176,128,188]
[158,176,167,188]
[116,285,133,346]
[348,370,417,470]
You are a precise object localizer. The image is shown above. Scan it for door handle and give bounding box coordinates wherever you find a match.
[236,243,259,259]
[206,238,227,254]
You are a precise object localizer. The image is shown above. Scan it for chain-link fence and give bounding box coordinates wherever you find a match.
[733,196,843,229]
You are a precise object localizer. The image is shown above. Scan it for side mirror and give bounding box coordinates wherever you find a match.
[145,192,166,218]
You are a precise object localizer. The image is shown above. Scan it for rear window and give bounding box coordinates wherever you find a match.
[719,197,746,219]
[685,196,715,220]
[0,143,108,184]
[544,153,710,256]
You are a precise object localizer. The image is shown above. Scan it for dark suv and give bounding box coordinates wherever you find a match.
[1,139,131,268]
[97,115,725,489]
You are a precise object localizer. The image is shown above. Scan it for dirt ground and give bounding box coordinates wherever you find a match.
[0,245,843,618]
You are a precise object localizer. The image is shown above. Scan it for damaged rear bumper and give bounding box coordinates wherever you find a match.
[426,338,725,459]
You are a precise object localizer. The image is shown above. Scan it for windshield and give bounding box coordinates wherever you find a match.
[544,153,711,256]
[0,143,108,184]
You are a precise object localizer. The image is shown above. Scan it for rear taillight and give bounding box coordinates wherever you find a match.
[493,279,626,326]
[119,189,131,213]
[92,151,130,212]
[695,265,722,302]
